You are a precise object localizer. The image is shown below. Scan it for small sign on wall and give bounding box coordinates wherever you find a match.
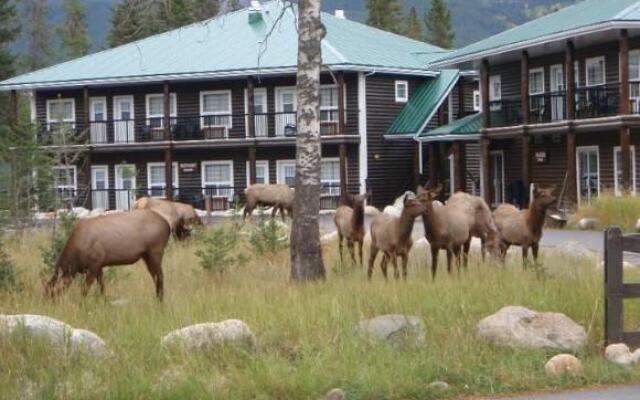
[535,150,548,164]
[180,163,197,173]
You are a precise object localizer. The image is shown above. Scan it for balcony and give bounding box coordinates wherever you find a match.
[575,84,620,119]
[489,97,522,128]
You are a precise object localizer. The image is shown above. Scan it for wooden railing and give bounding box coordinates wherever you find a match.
[604,226,640,347]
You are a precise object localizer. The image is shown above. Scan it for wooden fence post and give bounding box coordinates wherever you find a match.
[604,226,624,345]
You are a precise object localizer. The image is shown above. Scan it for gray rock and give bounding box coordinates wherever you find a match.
[161,319,256,350]
[578,218,598,231]
[605,343,639,365]
[324,388,346,400]
[428,381,450,391]
[357,314,425,347]
[544,354,583,377]
[635,218,640,232]
[476,306,587,350]
[70,329,109,356]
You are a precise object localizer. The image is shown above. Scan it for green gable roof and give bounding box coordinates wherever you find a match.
[418,113,482,142]
[1,1,447,90]
[386,69,459,137]
[433,0,640,67]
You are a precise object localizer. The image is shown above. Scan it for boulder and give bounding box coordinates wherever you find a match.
[577,218,598,231]
[321,231,338,245]
[604,343,640,366]
[427,381,450,391]
[0,314,108,356]
[324,388,346,400]
[636,218,640,232]
[544,354,583,377]
[161,319,256,350]
[356,314,425,347]
[476,306,587,350]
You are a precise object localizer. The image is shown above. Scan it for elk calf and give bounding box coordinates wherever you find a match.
[334,194,368,266]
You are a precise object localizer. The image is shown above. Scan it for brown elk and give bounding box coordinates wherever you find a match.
[334,193,368,266]
[368,194,426,280]
[493,185,557,266]
[46,210,171,300]
[134,197,202,240]
[416,185,470,280]
[243,184,295,222]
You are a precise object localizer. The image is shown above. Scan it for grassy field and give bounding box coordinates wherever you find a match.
[1,223,639,400]
[569,193,640,232]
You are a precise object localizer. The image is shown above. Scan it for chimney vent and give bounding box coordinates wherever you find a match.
[334,10,346,19]
[248,1,263,24]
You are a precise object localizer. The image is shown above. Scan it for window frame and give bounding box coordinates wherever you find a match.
[576,145,601,204]
[199,90,233,129]
[201,160,234,199]
[276,159,297,187]
[585,56,606,87]
[321,158,341,196]
[472,90,481,111]
[489,75,502,101]
[52,165,77,191]
[244,87,268,137]
[614,145,637,196]
[245,160,269,186]
[46,98,76,129]
[146,162,179,197]
[629,50,640,82]
[395,80,409,103]
[145,93,177,127]
[529,67,545,96]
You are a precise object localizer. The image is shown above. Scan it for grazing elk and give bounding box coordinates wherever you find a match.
[135,197,202,240]
[368,194,426,280]
[416,185,470,279]
[243,183,295,222]
[334,193,368,266]
[46,210,171,300]
[493,185,557,267]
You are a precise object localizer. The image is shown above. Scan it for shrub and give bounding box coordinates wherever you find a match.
[0,237,16,291]
[196,223,248,276]
[248,216,288,256]
[569,192,640,232]
[40,212,77,275]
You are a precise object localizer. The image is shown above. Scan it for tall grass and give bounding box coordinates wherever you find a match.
[569,193,640,232]
[0,226,639,399]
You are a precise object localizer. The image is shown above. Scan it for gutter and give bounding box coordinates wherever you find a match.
[417,133,481,143]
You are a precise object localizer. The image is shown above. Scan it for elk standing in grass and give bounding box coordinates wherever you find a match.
[46,210,171,300]
[368,194,426,280]
[493,185,557,266]
[334,194,368,266]
[135,197,202,239]
[416,185,471,279]
[244,183,295,222]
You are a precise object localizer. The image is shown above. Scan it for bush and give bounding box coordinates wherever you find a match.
[248,217,288,256]
[196,223,248,276]
[40,212,77,275]
[0,237,16,291]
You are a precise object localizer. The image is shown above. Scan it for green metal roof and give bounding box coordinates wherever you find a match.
[433,0,640,66]
[0,1,447,90]
[386,69,459,137]
[418,112,482,142]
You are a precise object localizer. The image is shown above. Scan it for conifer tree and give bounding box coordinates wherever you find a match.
[405,6,422,41]
[58,0,90,60]
[22,0,52,71]
[191,0,220,21]
[365,0,402,34]
[157,0,192,31]
[425,0,455,48]
[0,0,18,130]
[108,0,151,47]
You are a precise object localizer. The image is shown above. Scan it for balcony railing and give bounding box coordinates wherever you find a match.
[575,83,620,119]
[37,111,355,146]
[489,97,522,127]
[529,91,567,124]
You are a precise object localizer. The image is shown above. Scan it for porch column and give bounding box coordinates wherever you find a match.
[453,141,465,192]
[247,76,257,185]
[620,30,632,193]
[565,40,577,206]
[428,143,439,186]
[83,86,92,209]
[480,135,491,205]
[522,134,531,191]
[521,51,530,125]
[481,59,491,128]
[9,90,17,129]
[566,41,576,120]
[338,72,348,197]
[413,140,421,190]
[163,81,173,201]
[458,79,465,118]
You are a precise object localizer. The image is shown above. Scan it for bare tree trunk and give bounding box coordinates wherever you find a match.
[290,0,325,282]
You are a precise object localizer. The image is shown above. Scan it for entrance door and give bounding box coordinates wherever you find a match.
[89,97,107,144]
[113,96,134,143]
[577,146,600,205]
[115,164,136,210]
[550,65,565,121]
[491,150,505,206]
[91,166,109,210]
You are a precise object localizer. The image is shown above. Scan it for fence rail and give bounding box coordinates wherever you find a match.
[604,226,640,347]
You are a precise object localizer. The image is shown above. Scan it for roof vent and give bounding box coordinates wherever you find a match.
[250,1,262,9]
[248,1,263,24]
[334,10,346,19]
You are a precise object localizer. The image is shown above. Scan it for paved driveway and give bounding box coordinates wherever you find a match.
[491,385,640,400]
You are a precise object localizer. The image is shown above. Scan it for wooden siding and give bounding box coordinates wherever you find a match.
[465,142,481,195]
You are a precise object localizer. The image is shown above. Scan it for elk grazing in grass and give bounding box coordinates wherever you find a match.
[243,183,295,222]
[368,194,426,280]
[46,210,171,300]
[416,185,471,279]
[334,193,368,266]
[447,192,501,264]
[135,197,202,239]
[493,185,557,267]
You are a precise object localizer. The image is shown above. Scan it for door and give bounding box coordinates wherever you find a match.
[89,97,107,144]
[577,146,599,205]
[115,164,136,210]
[113,96,134,143]
[253,89,268,137]
[490,151,505,206]
[91,166,109,210]
[276,88,297,136]
[550,64,565,121]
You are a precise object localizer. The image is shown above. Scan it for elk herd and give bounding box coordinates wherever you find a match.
[45,181,556,301]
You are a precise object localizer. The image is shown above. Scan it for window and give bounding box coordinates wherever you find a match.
[489,75,501,101]
[246,160,269,185]
[146,94,176,128]
[614,146,637,196]
[629,51,640,112]
[245,88,268,137]
[200,90,232,129]
[321,159,341,196]
[276,87,297,136]
[89,97,107,144]
[585,57,605,86]
[529,68,545,95]
[53,166,77,200]
[574,61,580,87]
[147,162,178,197]
[202,161,234,199]
[395,81,408,103]
[473,90,481,111]
[320,86,339,121]
[46,99,75,130]
[277,160,296,187]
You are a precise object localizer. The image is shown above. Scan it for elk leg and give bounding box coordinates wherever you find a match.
[143,252,165,301]
[431,247,439,281]
[82,270,96,297]
[96,268,105,296]
[446,248,453,275]
[480,237,486,263]
[401,253,408,280]
[532,242,539,263]
[243,204,252,221]
[271,206,278,220]
[391,254,400,280]
[280,206,286,222]
[337,232,344,265]
[358,240,364,268]
[522,246,529,269]
[348,240,357,266]
[367,244,379,280]
[380,253,390,281]
[463,239,471,268]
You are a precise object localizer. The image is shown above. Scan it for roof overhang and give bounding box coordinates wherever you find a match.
[417,133,480,143]
[0,64,437,91]
[431,21,640,68]
[411,74,460,137]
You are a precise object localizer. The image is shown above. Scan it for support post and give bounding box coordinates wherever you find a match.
[163,81,173,201]
[480,135,491,205]
[247,76,257,185]
[566,41,575,120]
[413,141,421,190]
[83,86,92,209]
[428,143,439,186]
[566,129,577,207]
[338,72,348,197]
[9,90,17,129]
[453,141,465,192]
[604,227,624,345]
[481,60,491,129]
[521,51,530,125]
[620,30,630,116]
[458,79,465,118]
[621,126,632,193]
[522,132,531,191]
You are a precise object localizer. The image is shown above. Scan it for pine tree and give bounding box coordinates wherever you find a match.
[22,0,52,71]
[366,0,402,34]
[405,6,422,41]
[191,0,220,21]
[425,0,455,49]
[0,0,18,80]
[108,0,151,47]
[58,0,90,60]
[156,0,192,31]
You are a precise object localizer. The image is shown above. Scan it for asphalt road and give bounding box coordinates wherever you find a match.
[492,385,640,400]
